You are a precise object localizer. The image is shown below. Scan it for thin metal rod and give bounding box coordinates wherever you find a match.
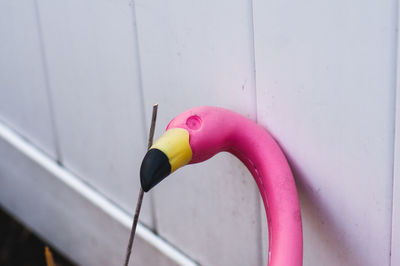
[123,104,158,266]
[147,104,158,150]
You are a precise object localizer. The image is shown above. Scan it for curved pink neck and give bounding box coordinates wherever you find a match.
[225,115,303,266]
[169,106,303,265]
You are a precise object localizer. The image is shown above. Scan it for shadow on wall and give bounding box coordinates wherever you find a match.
[286,155,367,266]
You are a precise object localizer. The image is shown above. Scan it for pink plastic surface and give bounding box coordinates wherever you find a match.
[166,106,303,266]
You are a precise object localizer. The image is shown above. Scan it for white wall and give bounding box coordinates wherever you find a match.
[253,1,397,265]
[0,0,398,265]
[35,0,154,227]
[0,1,57,158]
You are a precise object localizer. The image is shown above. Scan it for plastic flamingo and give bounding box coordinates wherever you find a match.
[140,106,303,266]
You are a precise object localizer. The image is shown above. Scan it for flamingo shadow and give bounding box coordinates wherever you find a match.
[285,154,367,266]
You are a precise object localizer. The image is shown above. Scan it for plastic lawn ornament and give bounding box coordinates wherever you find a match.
[140,106,303,266]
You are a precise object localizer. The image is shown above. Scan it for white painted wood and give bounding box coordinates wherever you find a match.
[134,0,263,265]
[0,1,56,158]
[390,6,400,263]
[391,78,400,265]
[0,120,197,266]
[259,196,269,266]
[253,0,397,265]
[35,0,154,226]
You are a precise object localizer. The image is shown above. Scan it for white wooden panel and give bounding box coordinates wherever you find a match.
[391,87,400,265]
[0,1,56,158]
[390,13,400,263]
[0,121,193,266]
[35,0,154,226]
[135,0,263,265]
[253,1,396,265]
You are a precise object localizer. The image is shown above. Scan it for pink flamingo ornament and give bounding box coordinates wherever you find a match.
[140,106,303,266]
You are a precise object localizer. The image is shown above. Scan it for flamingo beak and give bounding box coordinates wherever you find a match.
[140,128,192,192]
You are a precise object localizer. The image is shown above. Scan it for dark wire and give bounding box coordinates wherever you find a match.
[123,104,158,266]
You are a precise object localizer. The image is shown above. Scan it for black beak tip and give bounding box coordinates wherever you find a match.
[140,173,152,193]
[140,149,171,192]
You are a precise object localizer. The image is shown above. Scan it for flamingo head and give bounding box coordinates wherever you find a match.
[140,106,232,192]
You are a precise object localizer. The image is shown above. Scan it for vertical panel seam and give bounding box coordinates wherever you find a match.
[249,0,264,265]
[33,0,63,164]
[129,0,147,137]
[249,0,259,124]
[129,0,159,233]
[390,0,400,265]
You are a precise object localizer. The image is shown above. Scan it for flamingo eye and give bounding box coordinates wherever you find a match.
[186,115,202,130]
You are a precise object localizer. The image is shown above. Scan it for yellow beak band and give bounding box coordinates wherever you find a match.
[150,128,192,172]
[140,128,192,192]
